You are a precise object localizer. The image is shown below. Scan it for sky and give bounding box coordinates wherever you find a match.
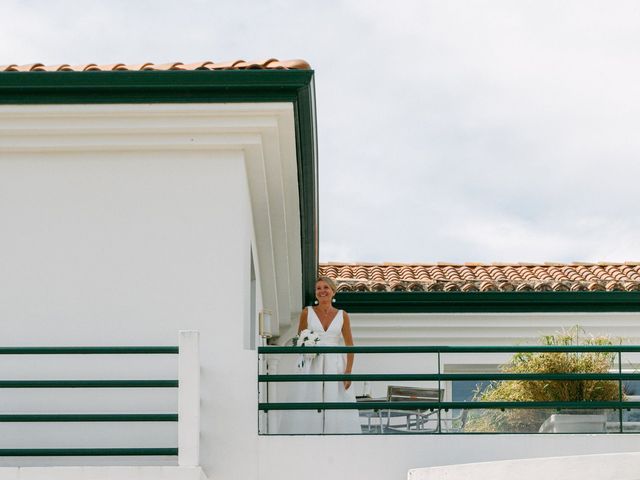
[3,0,640,264]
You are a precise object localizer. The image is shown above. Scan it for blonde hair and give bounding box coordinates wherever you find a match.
[316,276,338,293]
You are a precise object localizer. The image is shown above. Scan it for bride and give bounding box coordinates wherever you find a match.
[278,276,362,434]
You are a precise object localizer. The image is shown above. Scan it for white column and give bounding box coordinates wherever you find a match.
[178,330,200,466]
[266,357,280,434]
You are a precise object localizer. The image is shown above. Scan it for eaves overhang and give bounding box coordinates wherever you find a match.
[0,69,320,308]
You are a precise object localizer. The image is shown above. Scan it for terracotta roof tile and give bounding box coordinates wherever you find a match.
[41,64,74,72]
[320,262,640,293]
[152,62,186,71]
[0,59,310,73]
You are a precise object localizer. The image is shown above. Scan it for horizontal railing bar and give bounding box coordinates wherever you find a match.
[0,380,178,388]
[259,345,640,354]
[260,401,640,411]
[0,414,178,422]
[0,346,178,355]
[0,448,178,456]
[259,373,640,382]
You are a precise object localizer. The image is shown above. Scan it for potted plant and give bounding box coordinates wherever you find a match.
[464,327,622,433]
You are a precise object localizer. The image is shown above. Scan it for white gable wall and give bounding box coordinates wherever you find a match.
[1,149,246,344]
[0,103,303,478]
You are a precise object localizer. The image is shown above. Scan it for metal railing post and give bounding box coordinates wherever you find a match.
[437,351,442,433]
[178,330,200,467]
[619,350,623,433]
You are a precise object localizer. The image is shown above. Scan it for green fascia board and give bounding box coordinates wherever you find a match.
[335,291,640,313]
[0,70,313,103]
[0,70,319,306]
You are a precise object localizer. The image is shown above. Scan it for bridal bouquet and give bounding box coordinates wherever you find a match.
[292,329,321,369]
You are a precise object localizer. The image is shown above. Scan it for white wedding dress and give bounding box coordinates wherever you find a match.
[278,307,362,434]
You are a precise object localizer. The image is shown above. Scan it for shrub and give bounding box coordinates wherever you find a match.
[464,327,622,432]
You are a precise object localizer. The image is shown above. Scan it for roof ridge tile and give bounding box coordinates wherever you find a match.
[1,59,310,73]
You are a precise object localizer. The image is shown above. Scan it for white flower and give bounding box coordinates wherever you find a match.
[292,329,321,368]
[294,329,321,347]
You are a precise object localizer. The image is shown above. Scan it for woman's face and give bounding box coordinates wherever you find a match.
[315,280,335,303]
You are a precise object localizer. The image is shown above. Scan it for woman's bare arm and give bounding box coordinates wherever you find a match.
[297,308,308,334]
[342,311,354,390]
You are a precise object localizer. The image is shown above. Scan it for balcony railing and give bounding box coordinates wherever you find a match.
[258,345,640,435]
[0,331,199,463]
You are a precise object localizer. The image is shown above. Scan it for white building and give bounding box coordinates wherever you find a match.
[1,60,640,480]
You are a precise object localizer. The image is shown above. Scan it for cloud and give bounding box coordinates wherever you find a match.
[1,1,639,263]
[320,1,640,262]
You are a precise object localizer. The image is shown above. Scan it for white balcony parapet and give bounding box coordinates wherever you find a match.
[178,331,200,467]
[408,451,640,480]
[0,466,208,480]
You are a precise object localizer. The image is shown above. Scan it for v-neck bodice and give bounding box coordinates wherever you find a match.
[307,307,343,345]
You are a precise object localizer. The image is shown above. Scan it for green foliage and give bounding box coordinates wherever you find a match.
[464,327,622,432]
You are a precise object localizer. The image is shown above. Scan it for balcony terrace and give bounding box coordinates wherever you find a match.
[259,344,640,435]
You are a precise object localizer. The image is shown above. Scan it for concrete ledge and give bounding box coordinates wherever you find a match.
[0,466,207,480]
[408,451,640,480]
[261,433,640,480]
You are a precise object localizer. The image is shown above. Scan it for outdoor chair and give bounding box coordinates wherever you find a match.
[384,385,443,433]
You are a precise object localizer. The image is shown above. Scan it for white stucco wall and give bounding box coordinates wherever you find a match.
[0,147,259,475]
[0,103,303,480]
[0,466,207,480]
[258,434,640,480]
[0,149,247,345]
[409,451,640,480]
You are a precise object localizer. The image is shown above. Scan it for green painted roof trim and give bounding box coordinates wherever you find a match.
[335,291,640,313]
[0,70,318,306]
[0,70,313,103]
